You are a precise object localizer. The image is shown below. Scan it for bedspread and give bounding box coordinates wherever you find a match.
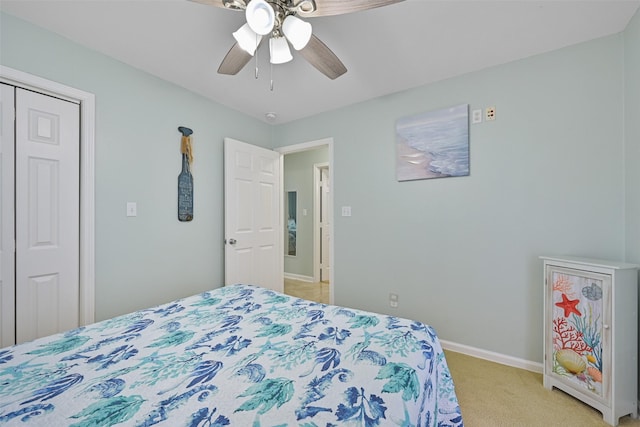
[0,284,463,426]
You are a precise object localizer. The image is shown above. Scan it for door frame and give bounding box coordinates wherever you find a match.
[313,162,329,283]
[275,138,334,304]
[0,66,96,330]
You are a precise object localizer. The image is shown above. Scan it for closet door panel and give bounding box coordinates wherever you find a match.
[0,84,15,347]
[15,88,79,343]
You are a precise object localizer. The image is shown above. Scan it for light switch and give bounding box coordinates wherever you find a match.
[303,208,308,216]
[472,109,482,124]
[341,206,352,217]
[126,202,137,217]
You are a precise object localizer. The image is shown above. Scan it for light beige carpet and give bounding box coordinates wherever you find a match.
[445,350,640,426]
[284,278,330,303]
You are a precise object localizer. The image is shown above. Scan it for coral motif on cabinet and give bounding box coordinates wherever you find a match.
[551,272,603,397]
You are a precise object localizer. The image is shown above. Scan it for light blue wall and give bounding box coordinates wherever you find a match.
[1,9,637,367]
[273,35,626,363]
[283,147,329,278]
[1,13,272,321]
[626,6,640,263]
[623,7,640,398]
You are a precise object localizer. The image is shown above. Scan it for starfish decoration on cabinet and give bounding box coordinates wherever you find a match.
[555,293,582,318]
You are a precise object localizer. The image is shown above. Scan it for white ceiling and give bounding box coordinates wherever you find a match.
[2,0,639,124]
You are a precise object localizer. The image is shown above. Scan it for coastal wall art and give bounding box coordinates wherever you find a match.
[396,104,469,181]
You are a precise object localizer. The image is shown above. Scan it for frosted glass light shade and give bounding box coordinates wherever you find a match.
[233,23,262,55]
[282,15,312,50]
[246,0,275,36]
[269,37,293,64]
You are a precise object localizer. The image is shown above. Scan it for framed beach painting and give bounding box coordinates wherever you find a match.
[396,104,469,181]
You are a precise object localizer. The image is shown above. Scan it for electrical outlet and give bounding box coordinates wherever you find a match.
[389,293,399,308]
[486,106,496,121]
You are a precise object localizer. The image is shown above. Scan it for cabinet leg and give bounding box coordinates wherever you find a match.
[601,408,616,426]
[542,375,552,390]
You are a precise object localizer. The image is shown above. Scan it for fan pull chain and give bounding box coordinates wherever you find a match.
[254,33,259,79]
[270,63,274,91]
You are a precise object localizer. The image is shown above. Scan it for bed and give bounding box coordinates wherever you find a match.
[0,284,463,426]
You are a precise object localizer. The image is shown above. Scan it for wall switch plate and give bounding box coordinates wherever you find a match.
[389,293,399,308]
[472,109,482,124]
[486,106,496,121]
[126,202,137,217]
[341,206,352,217]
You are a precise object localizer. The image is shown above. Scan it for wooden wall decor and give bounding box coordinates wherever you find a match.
[177,126,194,222]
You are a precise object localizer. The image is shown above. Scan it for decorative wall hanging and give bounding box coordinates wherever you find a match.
[177,126,194,222]
[396,104,469,181]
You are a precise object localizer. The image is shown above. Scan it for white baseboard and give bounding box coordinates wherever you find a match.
[284,273,315,282]
[440,339,543,374]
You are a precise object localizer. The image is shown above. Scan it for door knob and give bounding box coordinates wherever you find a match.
[228,238,237,245]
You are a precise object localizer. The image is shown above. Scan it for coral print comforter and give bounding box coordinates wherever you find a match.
[0,284,463,426]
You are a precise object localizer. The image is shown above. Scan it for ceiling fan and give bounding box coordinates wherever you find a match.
[191,0,405,80]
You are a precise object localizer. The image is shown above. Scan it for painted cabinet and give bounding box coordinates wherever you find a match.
[541,256,638,426]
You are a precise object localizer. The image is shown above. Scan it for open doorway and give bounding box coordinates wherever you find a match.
[276,138,333,305]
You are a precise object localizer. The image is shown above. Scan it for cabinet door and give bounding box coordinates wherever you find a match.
[545,266,611,403]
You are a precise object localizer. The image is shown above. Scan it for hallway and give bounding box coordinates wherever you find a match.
[284,278,329,304]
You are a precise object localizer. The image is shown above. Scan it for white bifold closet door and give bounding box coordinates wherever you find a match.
[1,84,80,345]
[0,84,16,348]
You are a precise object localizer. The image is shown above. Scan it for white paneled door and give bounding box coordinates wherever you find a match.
[10,87,80,344]
[0,84,16,348]
[224,138,282,293]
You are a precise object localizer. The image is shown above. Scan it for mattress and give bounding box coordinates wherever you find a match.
[0,284,463,426]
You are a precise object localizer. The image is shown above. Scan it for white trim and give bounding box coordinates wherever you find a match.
[276,138,334,305]
[440,339,543,373]
[313,162,329,283]
[0,66,96,326]
[283,273,315,282]
[277,138,332,155]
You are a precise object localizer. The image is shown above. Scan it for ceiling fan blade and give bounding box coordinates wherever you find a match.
[188,0,245,11]
[299,34,347,79]
[218,43,253,75]
[299,0,404,17]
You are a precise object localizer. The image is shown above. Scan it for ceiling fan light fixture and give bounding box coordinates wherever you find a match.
[294,0,316,14]
[269,36,293,64]
[222,0,247,10]
[233,23,262,55]
[245,0,275,36]
[282,15,312,50]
